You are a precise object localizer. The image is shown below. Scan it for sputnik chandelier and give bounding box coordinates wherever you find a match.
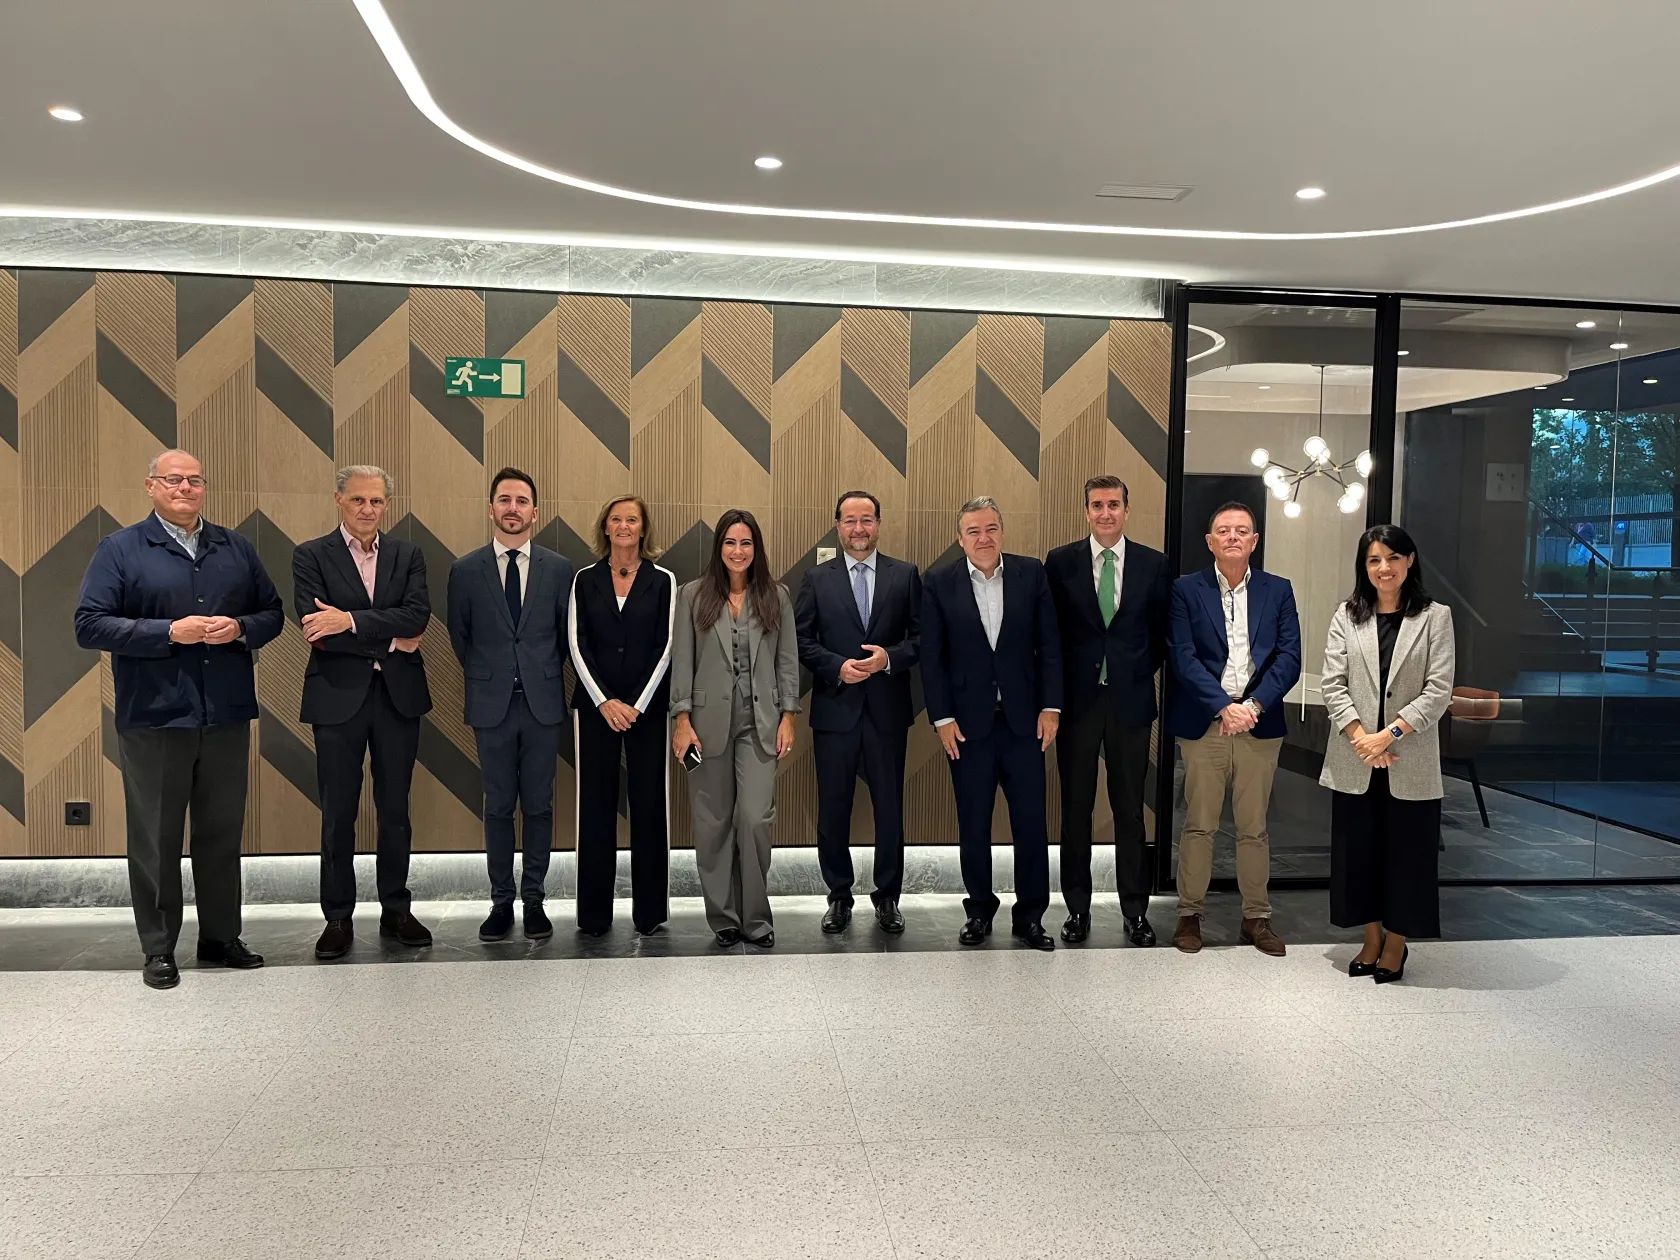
[1248,365,1372,520]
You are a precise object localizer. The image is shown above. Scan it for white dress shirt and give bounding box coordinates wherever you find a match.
[495,538,531,598]
[1089,533,1126,598]
[934,557,1058,726]
[1216,565,1259,709]
[156,512,202,559]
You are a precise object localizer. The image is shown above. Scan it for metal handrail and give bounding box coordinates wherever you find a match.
[1429,566,1489,628]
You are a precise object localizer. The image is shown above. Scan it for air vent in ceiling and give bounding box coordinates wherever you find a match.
[1096,183,1192,202]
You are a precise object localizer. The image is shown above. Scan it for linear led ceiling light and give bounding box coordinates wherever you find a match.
[353,0,1680,243]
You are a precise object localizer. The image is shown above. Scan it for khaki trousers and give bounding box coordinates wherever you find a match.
[1176,719,1282,919]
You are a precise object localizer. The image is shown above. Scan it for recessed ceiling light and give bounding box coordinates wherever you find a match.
[753,156,782,171]
[1397,350,1410,356]
[1576,320,1597,329]
[1645,378,1660,385]
[1534,386,1548,390]
[1561,397,1576,402]
[1295,187,1326,200]
[48,105,83,122]
[1611,341,1630,350]
[1257,385,1271,390]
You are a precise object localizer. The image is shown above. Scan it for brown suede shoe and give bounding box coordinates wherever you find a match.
[1173,915,1203,953]
[1240,917,1286,956]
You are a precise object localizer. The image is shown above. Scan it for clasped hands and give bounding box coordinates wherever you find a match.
[169,615,241,645]
[301,599,423,652]
[1346,722,1398,769]
[938,709,1059,760]
[838,644,890,685]
[1219,701,1258,736]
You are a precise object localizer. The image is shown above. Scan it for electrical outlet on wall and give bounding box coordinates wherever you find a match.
[1486,463,1526,502]
[64,802,91,826]
[816,547,837,564]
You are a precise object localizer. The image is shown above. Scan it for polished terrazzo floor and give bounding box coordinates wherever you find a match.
[3,892,1680,1258]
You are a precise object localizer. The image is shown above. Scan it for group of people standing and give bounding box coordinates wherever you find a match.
[74,451,1453,990]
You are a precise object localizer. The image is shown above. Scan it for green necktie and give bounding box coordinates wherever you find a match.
[1098,548,1117,682]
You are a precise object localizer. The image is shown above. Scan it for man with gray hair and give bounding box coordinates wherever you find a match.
[292,465,434,960]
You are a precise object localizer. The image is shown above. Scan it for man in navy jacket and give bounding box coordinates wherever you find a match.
[921,497,1063,951]
[74,450,284,989]
[1165,501,1301,956]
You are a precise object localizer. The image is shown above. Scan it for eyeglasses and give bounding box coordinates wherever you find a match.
[150,475,206,488]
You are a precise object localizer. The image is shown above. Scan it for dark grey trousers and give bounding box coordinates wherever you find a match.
[117,722,250,957]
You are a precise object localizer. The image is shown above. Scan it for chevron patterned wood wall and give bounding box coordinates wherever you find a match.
[0,269,1171,857]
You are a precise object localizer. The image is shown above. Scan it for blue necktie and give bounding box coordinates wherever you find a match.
[504,551,522,626]
[852,563,870,627]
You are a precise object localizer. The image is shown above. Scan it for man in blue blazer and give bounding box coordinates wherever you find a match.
[447,467,575,943]
[794,491,921,935]
[1166,501,1301,956]
[74,449,284,988]
[922,497,1063,950]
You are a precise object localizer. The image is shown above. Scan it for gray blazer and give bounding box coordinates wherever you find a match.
[669,580,800,756]
[446,543,576,729]
[1319,600,1456,800]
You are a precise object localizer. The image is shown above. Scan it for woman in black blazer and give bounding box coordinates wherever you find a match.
[567,495,677,936]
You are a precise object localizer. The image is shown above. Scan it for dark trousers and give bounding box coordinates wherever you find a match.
[1330,769,1442,938]
[574,700,669,932]
[474,690,562,908]
[949,714,1050,932]
[314,673,420,922]
[813,713,908,906]
[118,722,250,957]
[1058,693,1153,918]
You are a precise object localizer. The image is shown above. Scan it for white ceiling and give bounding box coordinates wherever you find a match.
[7,0,1680,302]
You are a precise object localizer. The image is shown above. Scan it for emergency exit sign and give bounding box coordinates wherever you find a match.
[444,357,526,398]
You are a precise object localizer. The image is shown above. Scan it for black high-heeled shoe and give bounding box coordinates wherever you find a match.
[1372,945,1409,984]
[1348,956,1381,977]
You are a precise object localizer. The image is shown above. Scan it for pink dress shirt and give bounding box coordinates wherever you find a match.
[340,525,393,662]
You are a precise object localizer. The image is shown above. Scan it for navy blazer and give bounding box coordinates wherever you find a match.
[794,552,922,734]
[920,554,1063,742]
[1045,535,1171,727]
[74,515,284,730]
[446,542,575,728]
[1166,566,1302,740]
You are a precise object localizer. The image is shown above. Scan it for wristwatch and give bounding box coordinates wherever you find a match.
[1388,723,1405,741]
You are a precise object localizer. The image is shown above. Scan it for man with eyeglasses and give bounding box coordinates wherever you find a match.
[1165,501,1301,956]
[74,449,284,989]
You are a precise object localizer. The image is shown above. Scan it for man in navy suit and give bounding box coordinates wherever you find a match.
[1045,475,1171,946]
[922,497,1062,950]
[447,467,575,944]
[795,491,921,935]
[1166,501,1301,956]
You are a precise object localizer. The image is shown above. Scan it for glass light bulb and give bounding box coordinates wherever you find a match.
[1250,448,1269,468]
[1282,500,1303,518]
[1263,466,1287,488]
[1347,481,1365,500]
[1355,450,1374,477]
[1303,435,1330,461]
[1337,494,1360,514]
[1271,482,1291,501]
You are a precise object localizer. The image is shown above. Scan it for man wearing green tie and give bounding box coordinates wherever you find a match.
[1045,476,1172,945]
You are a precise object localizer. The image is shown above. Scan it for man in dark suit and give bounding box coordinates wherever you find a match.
[74,449,284,988]
[1166,501,1301,956]
[1045,474,1171,947]
[293,466,434,961]
[447,467,575,943]
[795,490,922,935]
[922,496,1062,951]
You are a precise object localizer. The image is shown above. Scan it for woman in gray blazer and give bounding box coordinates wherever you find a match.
[670,509,800,948]
[1320,524,1455,984]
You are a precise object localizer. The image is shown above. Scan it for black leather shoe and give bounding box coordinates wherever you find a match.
[1124,915,1157,947]
[196,938,264,969]
[142,954,179,989]
[379,911,433,948]
[714,928,742,947]
[315,919,354,960]
[1013,923,1056,951]
[523,902,553,940]
[875,900,905,934]
[1373,945,1409,985]
[479,904,514,942]
[745,930,775,949]
[1348,956,1380,977]
[821,901,853,934]
[958,917,992,946]
[1060,912,1091,943]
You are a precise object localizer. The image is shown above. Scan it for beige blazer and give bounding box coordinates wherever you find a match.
[1318,600,1455,800]
[669,580,800,757]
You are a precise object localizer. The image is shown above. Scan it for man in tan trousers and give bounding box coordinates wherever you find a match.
[1164,502,1301,955]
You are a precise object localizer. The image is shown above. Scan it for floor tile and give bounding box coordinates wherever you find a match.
[573,955,826,1035]
[806,949,1068,1029]
[831,1021,1155,1141]
[0,1173,193,1260]
[1047,946,1307,1023]
[324,958,586,1043]
[0,971,120,1052]
[523,1145,893,1259]
[135,1161,538,1260]
[549,1032,857,1154]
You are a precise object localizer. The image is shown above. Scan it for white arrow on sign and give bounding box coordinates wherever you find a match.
[480,373,500,381]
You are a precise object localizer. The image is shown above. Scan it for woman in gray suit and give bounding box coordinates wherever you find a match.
[670,509,799,948]
[1320,524,1455,984]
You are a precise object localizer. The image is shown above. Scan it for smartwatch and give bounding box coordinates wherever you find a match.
[1388,723,1405,741]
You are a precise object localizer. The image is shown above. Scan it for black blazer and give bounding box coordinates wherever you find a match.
[921,554,1063,742]
[567,559,677,715]
[292,530,433,726]
[1045,536,1170,726]
[794,553,921,733]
